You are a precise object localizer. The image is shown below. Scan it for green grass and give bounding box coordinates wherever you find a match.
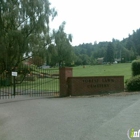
[73,63,132,82]
[0,68,60,93]
[0,78,59,94]
[0,63,132,93]
[15,78,59,91]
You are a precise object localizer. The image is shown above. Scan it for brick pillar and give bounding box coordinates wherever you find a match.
[59,67,73,97]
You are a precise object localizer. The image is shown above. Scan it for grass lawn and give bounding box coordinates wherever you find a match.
[0,68,60,94]
[0,64,132,94]
[15,78,59,91]
[18,68,59,91]
[73,63,132,82]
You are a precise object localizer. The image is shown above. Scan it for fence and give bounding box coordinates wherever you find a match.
[0,65,59,99]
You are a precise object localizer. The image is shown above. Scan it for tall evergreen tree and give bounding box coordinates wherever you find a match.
[104,43,114,63]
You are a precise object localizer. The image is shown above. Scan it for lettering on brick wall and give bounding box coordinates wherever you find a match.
[102,78,115,82]
[83,79,99,83]
[87,84,109,88]
[83,78,115,88]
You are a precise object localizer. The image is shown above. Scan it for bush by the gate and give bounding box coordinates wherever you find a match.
[0,79,10,86]
[132,60,140,76]
[126,75,140,91]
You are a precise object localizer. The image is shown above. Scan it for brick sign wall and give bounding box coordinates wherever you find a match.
[67,76,124,96]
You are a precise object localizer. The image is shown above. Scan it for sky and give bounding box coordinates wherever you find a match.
[50,0,140,46]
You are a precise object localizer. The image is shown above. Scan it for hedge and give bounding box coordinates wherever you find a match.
[126,75,140,91]
[132,60,140,76]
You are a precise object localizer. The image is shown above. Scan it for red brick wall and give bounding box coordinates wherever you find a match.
[59,67,72,97]
[67,76,124,96]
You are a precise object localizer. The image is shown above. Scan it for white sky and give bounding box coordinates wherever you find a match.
[50,0,140,46]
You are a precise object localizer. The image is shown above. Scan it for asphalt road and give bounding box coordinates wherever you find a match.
[0,93,140,140]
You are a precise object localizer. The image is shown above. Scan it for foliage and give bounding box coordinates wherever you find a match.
[0,0,57,72]
[1,1,140,69]
[29,56,44,67]
[47,22,73,67]
[126,75,140,91]
[132,60,140,76]
[46,44,57,66]
[73,28,140,66]
[104,42,114,63]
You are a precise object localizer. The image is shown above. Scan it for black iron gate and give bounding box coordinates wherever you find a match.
[0,66,59,99]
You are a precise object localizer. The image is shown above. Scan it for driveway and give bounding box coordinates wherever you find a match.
[0,93,140,140]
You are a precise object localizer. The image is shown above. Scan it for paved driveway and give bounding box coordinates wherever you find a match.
[0,93,140,140]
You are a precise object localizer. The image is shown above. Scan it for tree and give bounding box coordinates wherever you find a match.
[29,56,44,67]
[0,0,57,72]
[46,44,58,66]
[104,43,114,63]
[52,21,73,67]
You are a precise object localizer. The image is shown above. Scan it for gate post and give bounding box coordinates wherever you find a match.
[59,67,73,97]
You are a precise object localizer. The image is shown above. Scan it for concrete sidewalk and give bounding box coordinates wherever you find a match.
[0,93,140,140]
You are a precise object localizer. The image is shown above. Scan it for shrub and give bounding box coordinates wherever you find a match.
[132,60,140,76]
[126,75,140,91]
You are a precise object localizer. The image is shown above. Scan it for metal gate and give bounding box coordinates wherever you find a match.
[0,65,59,99]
